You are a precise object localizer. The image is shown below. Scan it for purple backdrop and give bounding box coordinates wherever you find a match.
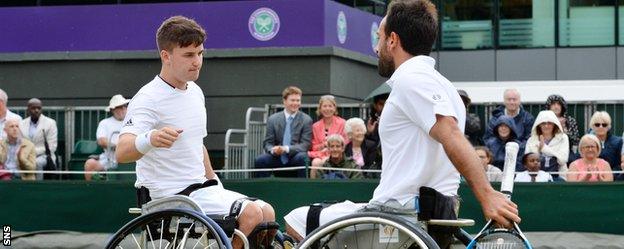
[0,0,380,57]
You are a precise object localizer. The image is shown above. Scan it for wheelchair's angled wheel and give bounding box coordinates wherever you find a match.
[297,212,439,249]
[106,208,232,249]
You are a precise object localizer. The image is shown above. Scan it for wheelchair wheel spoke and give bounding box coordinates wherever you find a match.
[172,217,181,248]
[176,222,195,249]
[353,224,360,249]
[158,219,164,249]
[146,223,156,249]
[131,233,141,248]
[191,230,208,249]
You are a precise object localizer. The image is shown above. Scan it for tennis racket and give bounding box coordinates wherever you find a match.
[466,142,533,249]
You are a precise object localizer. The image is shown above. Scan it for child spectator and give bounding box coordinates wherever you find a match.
[515,152,553,182]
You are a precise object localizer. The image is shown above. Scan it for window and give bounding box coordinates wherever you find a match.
[559,0,615,46]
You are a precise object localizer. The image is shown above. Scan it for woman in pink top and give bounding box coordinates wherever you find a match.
[308,95,348,178]
[568,134,613,182]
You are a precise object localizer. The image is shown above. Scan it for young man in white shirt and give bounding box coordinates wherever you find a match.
[284,0,521,247]
[115,16,275,249]
[83,94,128,180]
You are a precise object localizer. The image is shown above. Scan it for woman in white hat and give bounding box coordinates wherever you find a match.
[84,94,129,180]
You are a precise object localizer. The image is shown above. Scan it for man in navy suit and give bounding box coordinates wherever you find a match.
[254,86,313,178]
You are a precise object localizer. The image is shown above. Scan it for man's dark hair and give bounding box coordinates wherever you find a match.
[373,93,389,104]
[385,0,438,56]
[156,16,206,52]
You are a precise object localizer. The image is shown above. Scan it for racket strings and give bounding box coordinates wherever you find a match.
[476,232,526,249]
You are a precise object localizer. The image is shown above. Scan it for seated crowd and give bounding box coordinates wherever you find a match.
[252,86,624,182]
[0,88,129,181]
[2,84,624,182]
[472,89,623,182]
[0,89,59,181]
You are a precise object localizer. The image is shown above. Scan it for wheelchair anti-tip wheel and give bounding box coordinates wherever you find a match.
[106,208,232,249]
[297,212,439,249]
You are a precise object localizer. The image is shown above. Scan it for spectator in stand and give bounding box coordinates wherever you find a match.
[484,115,524,171]
[545,94,580,163]
[318,134,363,179]
[484,89,534,144]
[83,94,129,180]
[515,152,553,182]
[19,98,57,180]
[255,86,312,178]
[458,89,482,146]
[475,146,502,182]
[0,89,22,140]
[365,93,388,171]
[524,110,569,181]
[568,134,613,182]
[0,118,36,180]
[308,95,348,178]
[365,93,388,147]
[344,118,379,178]
[589,111,622,180]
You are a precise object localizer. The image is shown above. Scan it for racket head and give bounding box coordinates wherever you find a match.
[467,222,532,249]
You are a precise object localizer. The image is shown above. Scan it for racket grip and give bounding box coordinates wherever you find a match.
[500,142,519,194]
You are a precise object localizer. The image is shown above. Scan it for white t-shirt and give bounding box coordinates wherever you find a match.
[372,56,464,205]
[96,116,124,164]
[514,171,553,182]
[121,76,208,199]
[0,110,22,140]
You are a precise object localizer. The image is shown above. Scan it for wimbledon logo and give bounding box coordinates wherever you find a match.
[371,22,379,51]
[337,11,347,44]
[249,7,280,41]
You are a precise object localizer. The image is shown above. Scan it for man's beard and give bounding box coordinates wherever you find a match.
[377,52,395,78]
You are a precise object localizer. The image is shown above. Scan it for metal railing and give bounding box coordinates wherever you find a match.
[223,107,267,179]
[9,106,108,169]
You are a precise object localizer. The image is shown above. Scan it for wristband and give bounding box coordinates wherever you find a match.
[135,129,156,154]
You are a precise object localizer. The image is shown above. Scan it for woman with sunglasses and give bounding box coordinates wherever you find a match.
[589,111,623,180]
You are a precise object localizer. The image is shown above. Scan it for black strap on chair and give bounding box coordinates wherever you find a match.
[136,187,152,207]
[176,179,219,196]
[136,179,218,207]
[305,203,327,235]
[305,200,342,235]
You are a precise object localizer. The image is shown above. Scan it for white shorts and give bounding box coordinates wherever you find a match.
[188,182,267,215]
[283,201,366,238]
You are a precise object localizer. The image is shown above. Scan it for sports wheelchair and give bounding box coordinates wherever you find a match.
[296,208,474,249]
[105,185,287,249]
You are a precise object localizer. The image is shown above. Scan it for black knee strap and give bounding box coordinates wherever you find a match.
[230,197,258,218]
[305,203,326,235]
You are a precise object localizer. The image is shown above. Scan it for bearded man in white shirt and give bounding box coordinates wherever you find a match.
[283,1,521,247]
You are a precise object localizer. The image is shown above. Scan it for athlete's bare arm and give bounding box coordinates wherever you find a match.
[116,127,183,163]
[429,114,521,228]
[203,145,216,179]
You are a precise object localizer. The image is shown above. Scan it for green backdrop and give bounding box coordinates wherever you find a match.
[1,179,623,235]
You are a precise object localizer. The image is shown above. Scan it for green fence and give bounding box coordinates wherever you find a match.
[2,180,623,235]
